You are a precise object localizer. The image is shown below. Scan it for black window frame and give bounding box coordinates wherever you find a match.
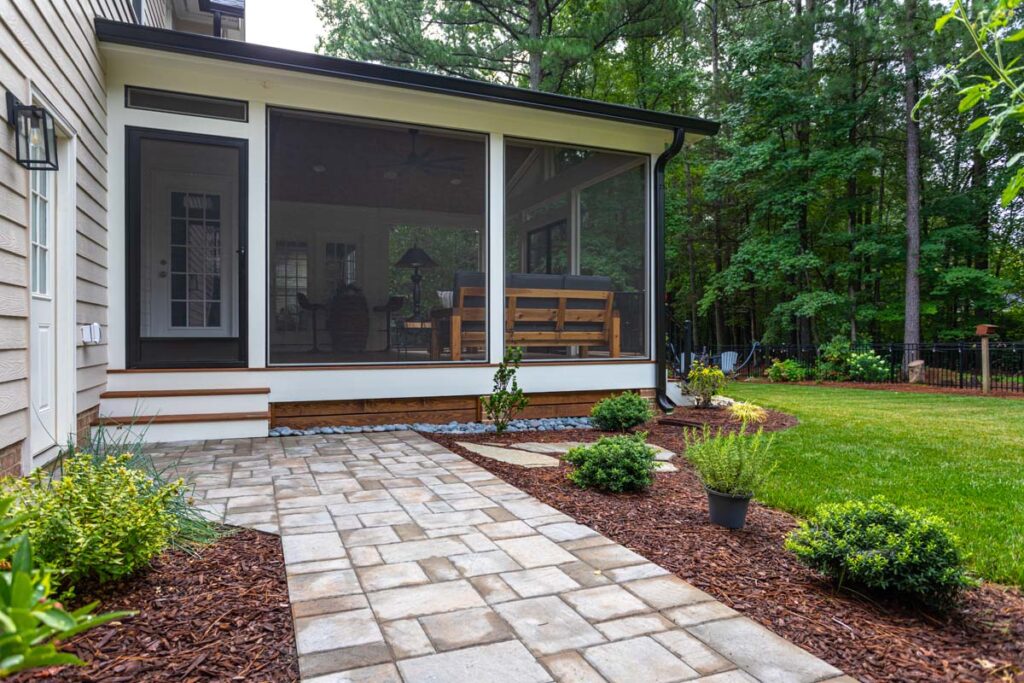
[125,126,249,369]
[125,85,249,122]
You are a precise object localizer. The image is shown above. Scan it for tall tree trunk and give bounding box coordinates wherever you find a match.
[527,0,542,90]
[795,0,815,347]
[903,0,921,358]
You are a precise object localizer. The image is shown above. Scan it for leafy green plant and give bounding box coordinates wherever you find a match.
[786,497,975,608]
[814,336,853,381]
[766,358,809,383]
[931,0,1024,206]
[564,433,657,493]
[684,425,775,497]
[590,392,653,431]
[480,346,529,433]
[75,428,221,549]
[4,453,183,589]
[727,401,767,424]
[685,360,726,408]
[0,496,133,677]
[0,537,133,677]
[847,350,890,382]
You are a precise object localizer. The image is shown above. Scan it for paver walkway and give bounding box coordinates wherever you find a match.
[147,431,853,683]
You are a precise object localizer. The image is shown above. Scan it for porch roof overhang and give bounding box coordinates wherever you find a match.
[94,19,719,138]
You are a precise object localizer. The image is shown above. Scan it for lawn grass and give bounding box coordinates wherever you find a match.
[726,383,1024,586]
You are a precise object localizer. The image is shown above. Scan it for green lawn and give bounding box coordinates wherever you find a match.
[726,383,1024,586]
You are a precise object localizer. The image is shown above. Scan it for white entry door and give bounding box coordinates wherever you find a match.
[143,172,237,338]
[29,162,57,455]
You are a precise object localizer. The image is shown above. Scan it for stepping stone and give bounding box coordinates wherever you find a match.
[456,442,560,468]
[397,640,549,683]
[687,617,842,683]
[367,579,485,621]
[583,636,698,683]
[508,441,580,454]
[419,606,513,650]
[494,596,605,656]
[294,608,383,655]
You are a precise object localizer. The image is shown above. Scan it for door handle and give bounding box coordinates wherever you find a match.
[236,247,246,258]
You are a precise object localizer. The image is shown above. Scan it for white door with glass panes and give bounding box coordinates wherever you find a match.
[29,164,57,455]
[142,171,237,338]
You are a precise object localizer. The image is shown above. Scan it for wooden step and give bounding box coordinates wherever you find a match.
[100,387,270,399]
[92,411,271,427]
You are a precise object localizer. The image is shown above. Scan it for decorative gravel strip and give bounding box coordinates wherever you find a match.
[270,416,593,437]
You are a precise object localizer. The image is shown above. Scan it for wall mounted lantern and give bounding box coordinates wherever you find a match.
[5,93,58,171]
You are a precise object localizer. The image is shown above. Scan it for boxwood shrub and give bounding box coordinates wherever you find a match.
[4,453,183,590]
[590,391,653,431]
[785,497,974,608]
[564,433,656,493]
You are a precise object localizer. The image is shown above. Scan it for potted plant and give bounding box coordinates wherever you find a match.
[684,424,775,529]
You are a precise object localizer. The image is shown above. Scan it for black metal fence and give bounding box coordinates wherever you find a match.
[666,320,1024,393]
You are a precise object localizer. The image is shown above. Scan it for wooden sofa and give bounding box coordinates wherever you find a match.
[431,273,621,361]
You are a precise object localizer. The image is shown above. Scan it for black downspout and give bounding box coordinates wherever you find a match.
[654,128,686,411]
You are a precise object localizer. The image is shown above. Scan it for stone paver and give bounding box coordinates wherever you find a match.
[456,441,561,468]
[148,431,846,683]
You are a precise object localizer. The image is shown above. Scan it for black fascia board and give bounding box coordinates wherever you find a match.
[95,19,719,136]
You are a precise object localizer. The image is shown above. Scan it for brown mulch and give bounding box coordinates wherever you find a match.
[427,410,1024,683]
[14,529,299,683]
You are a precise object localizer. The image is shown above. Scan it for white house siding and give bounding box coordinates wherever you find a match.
[0,0,134,472]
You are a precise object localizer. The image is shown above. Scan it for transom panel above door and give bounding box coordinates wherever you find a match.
[126,128,248,368]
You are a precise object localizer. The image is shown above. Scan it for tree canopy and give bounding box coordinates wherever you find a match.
[316,0,1024,345]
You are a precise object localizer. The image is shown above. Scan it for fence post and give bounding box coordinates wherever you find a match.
[682,319,693,379]
[976,324,997,394]
[958,344,964,389]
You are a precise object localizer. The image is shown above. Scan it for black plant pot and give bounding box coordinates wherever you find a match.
[705,487,751,529]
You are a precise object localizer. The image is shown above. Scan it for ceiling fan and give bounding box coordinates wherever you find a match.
[376,128,466,176]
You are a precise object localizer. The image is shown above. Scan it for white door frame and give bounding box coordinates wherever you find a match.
[25,91,77,471]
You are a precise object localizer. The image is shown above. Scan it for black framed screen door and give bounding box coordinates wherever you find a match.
[127,128,248,368]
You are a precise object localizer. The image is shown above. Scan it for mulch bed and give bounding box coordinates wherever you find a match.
[427,408,1024,683]
[14,529,298,683]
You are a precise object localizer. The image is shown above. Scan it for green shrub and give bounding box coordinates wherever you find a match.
[684,425,775,497]
[847,350,890,382]
[785,497,974,608]
[481,346,529,433]
[0,496,133,677]
[814,337,853,381]
[766,358,809,382]
[686,360,727,408]
[4,453,183,589]
[590,392,654,431]
[564,433,657,493]
[76,428,221,549]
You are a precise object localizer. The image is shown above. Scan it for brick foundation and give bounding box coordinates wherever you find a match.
[0,441,23,478]
[76,406,99,448]
[637,388,659,411]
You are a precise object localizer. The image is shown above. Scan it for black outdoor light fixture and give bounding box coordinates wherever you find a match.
[395,246,437,319]
[5,93,58,171]
[198,0,245,38]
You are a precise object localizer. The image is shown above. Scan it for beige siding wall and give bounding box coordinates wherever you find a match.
[0,0,134,456]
